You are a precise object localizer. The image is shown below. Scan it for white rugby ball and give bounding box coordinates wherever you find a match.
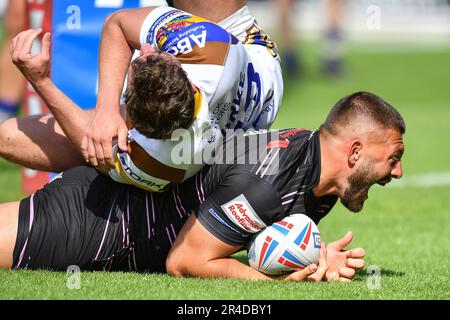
[247,214,321,275]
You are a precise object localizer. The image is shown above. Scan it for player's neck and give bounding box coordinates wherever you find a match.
[313,131,345,197]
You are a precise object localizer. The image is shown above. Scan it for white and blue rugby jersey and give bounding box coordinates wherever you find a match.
[109,6,283,192]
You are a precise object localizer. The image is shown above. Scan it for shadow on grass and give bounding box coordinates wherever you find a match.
[232,253,407,282]
[353,268,406,281]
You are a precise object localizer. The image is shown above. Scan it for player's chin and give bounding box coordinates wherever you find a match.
[341,190,369,213]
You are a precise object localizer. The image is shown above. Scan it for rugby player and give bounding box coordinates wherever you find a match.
[1,3,282,192]
[0,92,405,282]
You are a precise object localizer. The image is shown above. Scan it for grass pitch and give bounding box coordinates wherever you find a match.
[0,32,449,299]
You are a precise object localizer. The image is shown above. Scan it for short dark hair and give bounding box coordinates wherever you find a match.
[320,91,406,135]
[125,54,195,140]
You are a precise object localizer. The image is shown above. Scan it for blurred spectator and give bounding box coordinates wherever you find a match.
[273,0,301,79]
[322,0,345,77]
[0,0,25,122]
[0,0,7,18]
[273,0,345,79]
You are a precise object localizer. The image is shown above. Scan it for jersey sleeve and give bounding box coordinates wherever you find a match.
[195,168,283,246]
[139,6,238,56]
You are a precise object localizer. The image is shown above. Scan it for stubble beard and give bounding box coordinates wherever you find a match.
[341,159,378,213]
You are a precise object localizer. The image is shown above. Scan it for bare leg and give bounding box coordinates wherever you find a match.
[0,113,85,172]
[0,201,20,269]
[322,0,345,76]
[0,0,26,121]
[274,0,300,78]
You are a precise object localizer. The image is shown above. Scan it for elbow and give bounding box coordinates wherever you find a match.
[166,251,188,277]
[103,12,117,28]
[103,10,125,29]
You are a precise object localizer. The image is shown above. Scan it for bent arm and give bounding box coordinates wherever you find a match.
[32,79,93,151]
[96,7,156,112]
[10,29,92,154]
[166,214,274,280]
[166,214,318,281]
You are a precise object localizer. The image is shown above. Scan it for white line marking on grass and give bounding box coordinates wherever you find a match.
[388,171,450,188]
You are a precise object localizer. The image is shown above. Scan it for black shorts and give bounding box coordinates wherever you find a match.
[12,166,190,273]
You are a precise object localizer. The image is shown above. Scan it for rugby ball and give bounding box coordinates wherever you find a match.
[247,214,321,275]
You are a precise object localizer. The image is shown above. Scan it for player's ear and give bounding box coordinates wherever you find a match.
[348,140,362,167]
[190,81,198,93]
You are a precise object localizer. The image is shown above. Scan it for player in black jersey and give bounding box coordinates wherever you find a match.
[0,92,405,282]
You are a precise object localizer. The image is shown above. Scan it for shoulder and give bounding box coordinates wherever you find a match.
[140,7,236,56]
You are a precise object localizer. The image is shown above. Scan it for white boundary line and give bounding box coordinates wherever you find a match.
[388,171,450,188]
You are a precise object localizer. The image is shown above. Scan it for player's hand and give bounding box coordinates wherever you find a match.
[325,231,366,282]
[81,107,128,169]
[10,28,51,87]
[277,243,328,282]
[306,243,328,282]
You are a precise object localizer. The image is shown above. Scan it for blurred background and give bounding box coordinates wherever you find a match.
[0,0,448,299]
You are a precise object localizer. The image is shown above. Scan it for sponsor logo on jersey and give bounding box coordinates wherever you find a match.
[267,140,290,149]
[221,194,266,233]
[279,129,308,139]
[208,208,245,236]
[166,30,207,56]
[119,153,166,190]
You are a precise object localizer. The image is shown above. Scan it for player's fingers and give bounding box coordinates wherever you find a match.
[87,139,98,167]
[328,231,353,251]
[81,136,90,163]
[346,248,365,259]
[11,33,23,61]
[17,29,42,57]
[41,33,51,59]
[307,244,328,282]
[101,140,115,170]
[339,277,352,283]
[346,258,365,270]
[325,270,340,282]
[339,267,356,279]
[307,267,327,283]
[11,31,27,52]
[93,140,106,168]
[117,122,129,152]
[286,264,318,282]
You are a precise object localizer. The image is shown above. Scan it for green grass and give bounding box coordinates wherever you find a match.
[0,37,450,299]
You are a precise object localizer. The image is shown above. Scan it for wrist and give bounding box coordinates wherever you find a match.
[33,77,53,91]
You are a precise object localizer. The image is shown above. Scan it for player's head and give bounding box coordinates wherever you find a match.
[320,91,406,212]
[124,49,196,140]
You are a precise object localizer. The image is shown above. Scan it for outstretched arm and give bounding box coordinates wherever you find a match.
[10,29,92,152]
[166,214,326,281]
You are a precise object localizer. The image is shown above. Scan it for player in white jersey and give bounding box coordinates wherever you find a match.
[107,6,282,191]
[2,5,283,192]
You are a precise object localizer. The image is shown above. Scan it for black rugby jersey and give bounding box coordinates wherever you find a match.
[177,128,338,246]
[131,129,338,271]
[13,129,338,273]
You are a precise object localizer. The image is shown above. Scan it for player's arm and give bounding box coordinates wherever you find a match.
[166,169,326,281]
[166,213,322,281]
[83,7,158,169]
[9,29,102,167]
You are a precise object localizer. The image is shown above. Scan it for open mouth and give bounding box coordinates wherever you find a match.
[376,177,392,186]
